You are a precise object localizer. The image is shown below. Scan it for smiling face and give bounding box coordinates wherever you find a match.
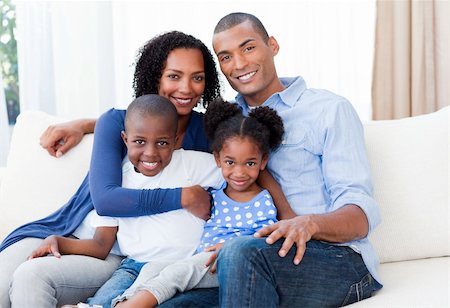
[214,136,268,198]
[212,20,284,107]
[121,113,177,177]
[158,48,206,118]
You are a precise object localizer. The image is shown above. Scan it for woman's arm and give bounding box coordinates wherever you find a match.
[29,226,118,260]
[257,169,296,220]
[40,118,97,157]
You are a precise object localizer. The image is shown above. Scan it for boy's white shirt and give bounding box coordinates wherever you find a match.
[73,149,224,262]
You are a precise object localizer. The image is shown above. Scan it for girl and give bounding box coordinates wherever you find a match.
[112,99,295,308]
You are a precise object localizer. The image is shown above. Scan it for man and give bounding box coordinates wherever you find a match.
[165,12,382,307]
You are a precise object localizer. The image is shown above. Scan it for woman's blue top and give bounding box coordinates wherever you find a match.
[0,108,210,251]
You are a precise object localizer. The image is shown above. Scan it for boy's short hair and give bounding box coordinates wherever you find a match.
[125,94,178,134]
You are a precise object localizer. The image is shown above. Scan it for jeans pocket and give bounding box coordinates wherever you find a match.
[341,273,374,306]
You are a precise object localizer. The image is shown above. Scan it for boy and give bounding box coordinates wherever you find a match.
[30,94,224,308]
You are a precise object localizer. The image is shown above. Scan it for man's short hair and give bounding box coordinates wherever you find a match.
[214,12,269,42]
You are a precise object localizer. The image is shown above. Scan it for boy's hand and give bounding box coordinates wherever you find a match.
[28,235,62,259]
[204,243,224,273]
[181,185,212,220]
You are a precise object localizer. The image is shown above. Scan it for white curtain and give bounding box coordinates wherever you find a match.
[0,70,10,166]
[15,0,375,121]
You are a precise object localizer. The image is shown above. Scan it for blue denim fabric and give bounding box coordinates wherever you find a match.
[87,257,146,308]
[159,287,219,308]
[217,236,382,307]
[154,236,381,307]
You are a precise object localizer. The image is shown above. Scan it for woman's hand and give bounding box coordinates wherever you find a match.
[181,185,212,220]
[28,235,62,259]
[40,119,96,157]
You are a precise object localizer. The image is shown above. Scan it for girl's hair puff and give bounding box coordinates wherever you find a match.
[248,106,284,151]
[204,99,284,156]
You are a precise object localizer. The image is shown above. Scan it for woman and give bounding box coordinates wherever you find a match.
[0,31,221,308]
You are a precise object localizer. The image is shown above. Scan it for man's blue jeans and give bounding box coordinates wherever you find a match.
[87,257,146,308]
[161,236,382,307]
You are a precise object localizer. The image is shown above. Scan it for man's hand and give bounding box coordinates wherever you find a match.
[40,119,95,157]
[181,185,212,220]
[204,243,224,273]
[254,215,317,265]
[28,235,62,259]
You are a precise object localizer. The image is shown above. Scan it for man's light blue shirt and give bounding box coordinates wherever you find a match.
[234,76,382,284]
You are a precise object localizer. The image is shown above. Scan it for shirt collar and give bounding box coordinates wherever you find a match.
[234,76,307,113]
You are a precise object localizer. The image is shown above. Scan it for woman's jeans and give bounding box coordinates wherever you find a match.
[161,237,382,307]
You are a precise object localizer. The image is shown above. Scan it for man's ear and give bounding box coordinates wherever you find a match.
[121,131,128,144]
[267,36,280,56]
[213,152,221,168]
[260,154,269,171]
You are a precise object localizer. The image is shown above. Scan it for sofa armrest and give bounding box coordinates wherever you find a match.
[0,111,94,240]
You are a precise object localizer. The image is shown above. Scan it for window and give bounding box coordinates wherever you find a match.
[1,0,18,166]
[1,0,19,125]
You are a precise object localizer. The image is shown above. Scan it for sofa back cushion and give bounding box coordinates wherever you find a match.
[364,106,449,263]
[0,111,93,240]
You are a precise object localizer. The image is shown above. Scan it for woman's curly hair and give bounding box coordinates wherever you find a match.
[204,98,284,155]
[133,31,221,108]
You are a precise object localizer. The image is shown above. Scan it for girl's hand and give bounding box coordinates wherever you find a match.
[204,243,224,273]
[28,235,61,259]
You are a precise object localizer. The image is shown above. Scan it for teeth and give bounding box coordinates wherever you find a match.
[142,162,157,167]
[238,71,256,81]
[176,98,191,104]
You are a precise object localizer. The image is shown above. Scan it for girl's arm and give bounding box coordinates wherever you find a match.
[89,109,210,219]
[29,226,118,260]
[257,169,296,220]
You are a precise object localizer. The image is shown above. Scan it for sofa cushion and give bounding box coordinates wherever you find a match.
[0,111,93,240]
[364,106,449,263]
[348,257,449,307]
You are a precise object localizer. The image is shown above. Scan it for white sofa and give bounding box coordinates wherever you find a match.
[0,107,449,307]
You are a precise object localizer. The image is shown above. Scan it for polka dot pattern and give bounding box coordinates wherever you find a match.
[196,188,278,252]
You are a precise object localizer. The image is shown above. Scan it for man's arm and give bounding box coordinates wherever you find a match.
[40,118,97,157]
[309,204,369,242]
